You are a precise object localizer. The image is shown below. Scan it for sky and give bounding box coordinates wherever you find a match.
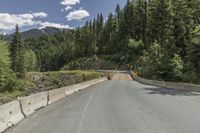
[0,0,126,34]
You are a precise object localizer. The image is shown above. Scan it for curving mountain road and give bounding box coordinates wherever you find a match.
[6,73,200,133]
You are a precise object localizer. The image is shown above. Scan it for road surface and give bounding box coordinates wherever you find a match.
[6,73,200,133]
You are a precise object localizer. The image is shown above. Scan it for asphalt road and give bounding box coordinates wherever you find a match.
[6,73,200,133]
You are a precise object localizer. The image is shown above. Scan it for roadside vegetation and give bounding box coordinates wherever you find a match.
[62,55,117,70]
[0,70,103,105]
[0,0,200,103]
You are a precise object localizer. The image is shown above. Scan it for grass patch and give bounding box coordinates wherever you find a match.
[0,90,24,105]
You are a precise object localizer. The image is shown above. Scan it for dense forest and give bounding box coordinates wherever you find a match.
[1,0,200,92]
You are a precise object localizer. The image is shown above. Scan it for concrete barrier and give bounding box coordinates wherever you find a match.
[165,82,184,90]
[135,77,154,86]
[48,88,66,105]
[135,77,143,83]
[131,72,164,87]
[184,83,200,92]
[131,71,200,92]
[153,80,165,88]
[73,84,81,92]
[64,85,76,96]
[0,100,25,132]
[141,79,154,86]
[79,78,106,90]
[78,81,88,90]
[81,79,95,89]
[64,77,107,96]
[20,92,48,117]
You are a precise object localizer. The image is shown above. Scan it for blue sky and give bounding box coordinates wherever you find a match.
[0,0,126,34]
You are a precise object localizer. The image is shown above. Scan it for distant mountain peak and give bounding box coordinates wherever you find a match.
[6,27,70,42]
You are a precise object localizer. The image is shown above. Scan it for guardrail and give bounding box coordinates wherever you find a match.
[0,77,107,133]
[0,101,25,132]
[130,71,200,92]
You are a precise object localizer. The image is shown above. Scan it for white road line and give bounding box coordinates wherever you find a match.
[84,94,93,111]
[77,94,94,133]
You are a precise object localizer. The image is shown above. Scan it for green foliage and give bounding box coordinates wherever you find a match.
[172,0,195,58]
[187,25,200,72]
[128,39,144,55]
[24,49,37,72]
[0,40,16,92]
[139,41,184,81]
[10,25,25,79]
[0,40,25,92]
[25,31,75,71]
[62,55,116,70]
[0,40,10,66]
[128,39,144,51]
[62,60,81,70]
[138,42,164,79]
[0,90,24,104]
[169,54,184,81]
[182,62,199,83]
[192,25,200,45]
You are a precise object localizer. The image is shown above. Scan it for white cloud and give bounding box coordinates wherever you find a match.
[0,12,47,31]
[33,12,48,18]
[66,9,90,21]
[39,22,72,29]
[0,12,72,33]
[65,6,73,11]
[60,0,80,6]
[61,6,73,12]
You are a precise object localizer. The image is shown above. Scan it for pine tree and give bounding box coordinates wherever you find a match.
[104,13,114,53]
[96,14,104,53]
[115,4,121,31]
[10,25,25,79]
[149,0,174,52]
[92,18,97,53]
[135,0,148,44]
[172,0,194,59]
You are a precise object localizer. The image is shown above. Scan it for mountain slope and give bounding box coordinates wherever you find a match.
[6,27,70,42]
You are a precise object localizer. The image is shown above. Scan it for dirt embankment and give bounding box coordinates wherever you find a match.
[25,71,103,94]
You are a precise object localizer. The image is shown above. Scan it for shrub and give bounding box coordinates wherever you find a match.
[168,54,183,81]
[24,49,37,72]
[182,62,199,83]
[138,41,164,79]
[62,60,81,70]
